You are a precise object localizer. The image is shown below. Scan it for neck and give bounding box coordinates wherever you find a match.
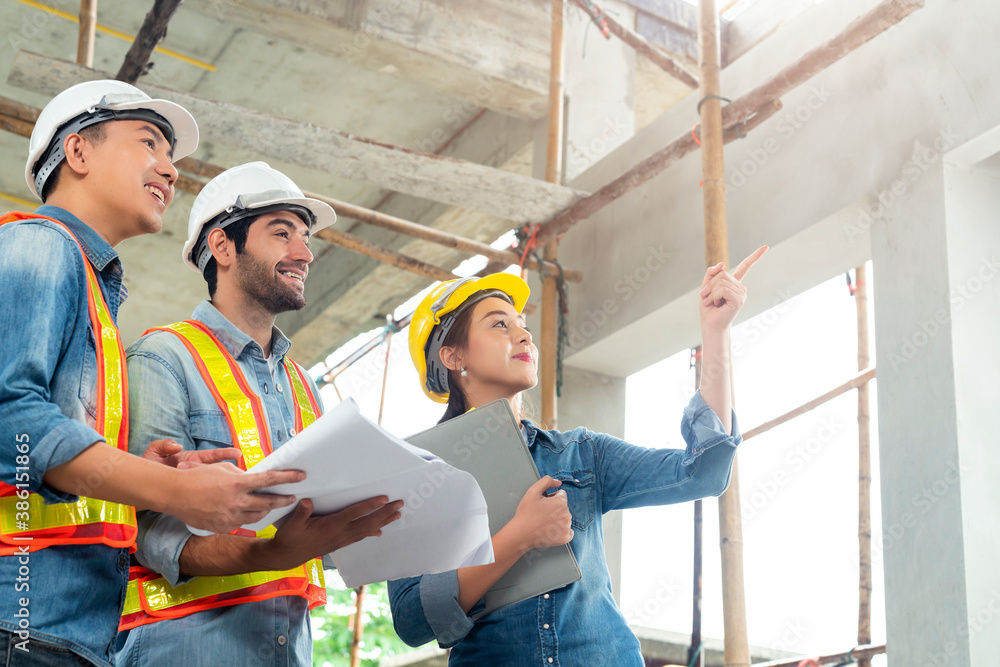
[463,385,522,423]
[211,284,277,357]
[46,190,126,247]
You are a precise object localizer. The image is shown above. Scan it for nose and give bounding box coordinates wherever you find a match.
[158,151,178,187]
[291,234,313,264]
[516,324,531,345]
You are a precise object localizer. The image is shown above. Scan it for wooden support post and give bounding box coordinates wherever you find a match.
[697,1,748,665]
[168,153,583,282]
[541,0,565,429]
[116,0,183,84]
[377,329,393,426]
[855,265,873,667]
[77,0,97,68]
[741,368,876,441]
[752,643,886,667]
[599,4,699,89]
[689,345,705,667]
[349,585,366,667]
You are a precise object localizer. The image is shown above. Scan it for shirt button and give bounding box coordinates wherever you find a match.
[573,478,579,483]
[543,594,550,599]
[263,383,269,394]
[276,383,283,393]
[548,659,553,664]
[289,428,296,437]
[543,623,550,629]
[277,635,287,646]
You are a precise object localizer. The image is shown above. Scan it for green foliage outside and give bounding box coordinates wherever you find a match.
[312,580,421,666]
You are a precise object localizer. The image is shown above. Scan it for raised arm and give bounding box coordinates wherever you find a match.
[697,245,768,434]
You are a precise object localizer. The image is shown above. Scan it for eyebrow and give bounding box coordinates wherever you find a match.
[265,216,311,240]
[479,309,525,326]
[138,124,173,159]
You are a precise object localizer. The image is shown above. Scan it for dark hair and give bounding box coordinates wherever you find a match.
[438,303,476,423]
[435,292,537,425]
[203,217,254,297]
[40,123,108,202]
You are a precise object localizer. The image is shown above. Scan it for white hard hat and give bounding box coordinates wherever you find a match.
[183,161,337,274]
[26,79,199,200]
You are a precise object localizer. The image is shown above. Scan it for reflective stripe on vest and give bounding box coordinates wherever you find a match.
[0,212,136,555]
[119,320,325,630]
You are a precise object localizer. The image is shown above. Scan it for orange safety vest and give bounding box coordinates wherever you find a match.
[0,212,137,555]
[119,320,325,631]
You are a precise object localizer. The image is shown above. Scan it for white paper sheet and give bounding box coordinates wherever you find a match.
[187,399,494,586]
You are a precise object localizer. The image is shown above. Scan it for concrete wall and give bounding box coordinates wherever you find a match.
[557,0,1000,379]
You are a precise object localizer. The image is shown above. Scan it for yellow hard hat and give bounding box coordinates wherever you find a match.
[409,273,530,403]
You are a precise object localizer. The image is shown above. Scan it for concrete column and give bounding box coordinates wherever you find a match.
[869,127,1000,667]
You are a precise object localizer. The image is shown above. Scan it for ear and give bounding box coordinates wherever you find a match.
[208,227,236,270]
[439,345,465,373]
[60,133,92,179]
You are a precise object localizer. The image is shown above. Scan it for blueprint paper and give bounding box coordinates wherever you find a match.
[187,398,493,586]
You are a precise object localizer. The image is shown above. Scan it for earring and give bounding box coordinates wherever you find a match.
[460,366,468,378]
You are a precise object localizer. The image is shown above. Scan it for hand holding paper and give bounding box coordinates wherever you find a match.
[188,399,494,587]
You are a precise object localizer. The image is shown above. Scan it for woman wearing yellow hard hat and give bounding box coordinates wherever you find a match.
[391,245,767,665]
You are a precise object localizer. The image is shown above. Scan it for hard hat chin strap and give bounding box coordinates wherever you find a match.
[423,288,513,396]
[33,107,175,197]
[192,202,315,275]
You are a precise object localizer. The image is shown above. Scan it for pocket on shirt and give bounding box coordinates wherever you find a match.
[78,330,98,420]
[552,470,595,531]
[189,410,234,448]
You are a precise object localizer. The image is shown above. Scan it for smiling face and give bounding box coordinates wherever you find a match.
[441,296,538,402]
[67,119,178,242]
[231,210,313,314]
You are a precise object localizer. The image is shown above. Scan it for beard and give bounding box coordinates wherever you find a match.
[234,252,306,314]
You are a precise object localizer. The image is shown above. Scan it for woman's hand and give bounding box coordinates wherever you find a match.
[508,476,574,554]
[699,245,768,334]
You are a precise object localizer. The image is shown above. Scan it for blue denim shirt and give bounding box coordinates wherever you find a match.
[115,300,324,667]
[0,205,131,667]
[388,391,741,666]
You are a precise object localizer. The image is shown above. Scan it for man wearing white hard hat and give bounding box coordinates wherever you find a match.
[0,82,307,666]
[116,162,403,666]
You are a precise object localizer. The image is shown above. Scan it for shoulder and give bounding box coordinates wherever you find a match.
[127,327,193,367]
[0,218,83,289]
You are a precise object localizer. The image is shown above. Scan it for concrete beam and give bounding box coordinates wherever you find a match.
[282,112,537,364]
[187,0,553,120]
[8,50,586,224]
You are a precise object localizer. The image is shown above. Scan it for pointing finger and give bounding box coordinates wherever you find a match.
[732,245,768,281]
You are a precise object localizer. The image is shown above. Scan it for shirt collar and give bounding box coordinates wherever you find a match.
[192,300,292,362]
[520,419,555,448]
[35,205,119,272]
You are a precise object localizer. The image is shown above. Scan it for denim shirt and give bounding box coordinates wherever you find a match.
[115,300,324,667]
[0,205,131,667]
[388,391,741,666]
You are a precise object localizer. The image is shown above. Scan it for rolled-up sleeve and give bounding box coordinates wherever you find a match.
[0,223,102,503]
[597,389,741,512]
[126,335,195,585]
[388,571,474,649]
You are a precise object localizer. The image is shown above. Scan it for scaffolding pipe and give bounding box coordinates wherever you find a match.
[541,0,565,429]
[696,1,750,665]
[741,368,876,441]
[76,0,97,68]
[534,0,924,247]
[597,2,699,88]
[349,585,366,667]
[752,643,886,667]
[689,345,705,667]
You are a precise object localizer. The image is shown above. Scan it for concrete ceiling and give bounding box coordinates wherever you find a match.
[0,0,776,367]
